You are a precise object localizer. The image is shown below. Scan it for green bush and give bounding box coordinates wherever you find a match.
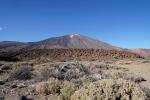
[71,79,147,100]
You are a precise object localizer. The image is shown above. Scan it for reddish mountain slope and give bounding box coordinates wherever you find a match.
[29,34,120,50]
[0,34,121,51]
[131,49,150,58]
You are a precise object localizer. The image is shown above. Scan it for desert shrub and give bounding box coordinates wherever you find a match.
[40,63,89,81]
[143,88,150,99]
[60,81,75,100]
[62,63,90,81]
[36,79,61,95]
[36,82,50,95]
[40,68,51,80]
[134,77,146,83]
[111,71,127,79]
[49,80,61,94]
[89,73,103,81]
[80,75,93,85]
[0,73,9,81]
[1,64,12,70]
[9,65,33,80]
[94,63,111,70]
[71,79,147,100]
[40,67,62,80]
[64,69,82,81]
[70,78,83,88]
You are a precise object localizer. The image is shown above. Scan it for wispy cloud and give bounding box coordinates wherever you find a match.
[0,26,7,31]
[0,27,3,31]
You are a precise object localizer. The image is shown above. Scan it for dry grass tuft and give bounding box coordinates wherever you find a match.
[0,73,9,81]
[111,71,127,79]
[60,81,75,100]
[36,79,61,95]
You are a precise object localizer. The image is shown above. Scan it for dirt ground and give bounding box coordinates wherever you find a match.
[116,60,150,89]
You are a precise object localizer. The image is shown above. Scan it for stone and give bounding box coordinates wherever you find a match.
[0,80,5,85]
[10,84,18,88]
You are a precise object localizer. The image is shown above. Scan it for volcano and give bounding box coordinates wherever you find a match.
[0,34,121,51]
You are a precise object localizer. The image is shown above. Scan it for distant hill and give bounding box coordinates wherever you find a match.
[0,34,122,51]
[131,49,150,58]
[0,41,28,51]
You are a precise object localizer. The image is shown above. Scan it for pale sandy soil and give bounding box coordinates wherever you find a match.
[116,60,150,89]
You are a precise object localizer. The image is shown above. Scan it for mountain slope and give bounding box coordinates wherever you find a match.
[131,49,150,58]
[28,34,120,50]
[0,34,121,51]
[0,41,29,51]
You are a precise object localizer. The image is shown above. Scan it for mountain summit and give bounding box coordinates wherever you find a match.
[28,33,119,50]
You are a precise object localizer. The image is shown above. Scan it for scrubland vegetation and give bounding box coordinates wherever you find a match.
[0,58,149,100]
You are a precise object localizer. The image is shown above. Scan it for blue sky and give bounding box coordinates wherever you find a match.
[0,0,150,48]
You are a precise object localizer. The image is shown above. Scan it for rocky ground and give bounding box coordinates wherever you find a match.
[0,58,150,100]
[0,49,142,61]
